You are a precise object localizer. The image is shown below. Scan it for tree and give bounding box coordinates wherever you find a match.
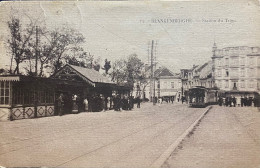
[49,26,85,74]
[102,59,111,74]
[6,12,88,76]
[7,16,35,74]
[109,54,145,88]
[110,59,127,85]
[125,54,144,87]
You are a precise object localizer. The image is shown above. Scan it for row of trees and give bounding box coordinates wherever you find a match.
[6,15,98,77]
[4,14,148,92]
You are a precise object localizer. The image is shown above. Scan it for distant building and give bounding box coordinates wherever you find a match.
[153,67,182,101]
[133,64,182,102]
[212,43,260,97]
[181,61,214,97]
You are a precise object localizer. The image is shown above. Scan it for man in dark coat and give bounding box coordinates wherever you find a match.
[136,96,141,108]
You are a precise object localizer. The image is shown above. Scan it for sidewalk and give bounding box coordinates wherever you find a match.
[162,106,260,168]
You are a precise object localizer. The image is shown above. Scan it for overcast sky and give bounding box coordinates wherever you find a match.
[0,0,259,72]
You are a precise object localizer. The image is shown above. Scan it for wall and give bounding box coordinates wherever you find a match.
[0,108,10,121]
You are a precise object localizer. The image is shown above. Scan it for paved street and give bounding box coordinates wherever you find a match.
[0,103,208,167]
[162,106,260,168]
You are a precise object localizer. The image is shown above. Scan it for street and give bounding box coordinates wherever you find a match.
[0,103,208,167]
[0,104,259,168]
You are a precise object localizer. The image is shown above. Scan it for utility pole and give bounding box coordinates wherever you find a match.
[34,26,39,118]
[150,40,156,105]
[35,26,39,77]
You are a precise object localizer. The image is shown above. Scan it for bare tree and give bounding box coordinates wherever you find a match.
[7,16,35,74]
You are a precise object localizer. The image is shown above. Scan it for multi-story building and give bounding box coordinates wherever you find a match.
[180,61,214,97]
[153,67,182,101]
[134,65,182,102]
[212,43,260,96]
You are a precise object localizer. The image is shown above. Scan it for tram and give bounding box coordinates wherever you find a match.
[188,86,218,107]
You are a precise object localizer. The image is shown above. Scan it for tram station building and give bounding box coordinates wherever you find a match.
[0,64,130,121]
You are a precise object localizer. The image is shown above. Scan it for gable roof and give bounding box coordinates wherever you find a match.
[155,68,174,77]
[69,65,113,84]
[52,64,114,86]
[154,67,180,79]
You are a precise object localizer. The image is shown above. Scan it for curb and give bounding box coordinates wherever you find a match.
[150,106,213,168]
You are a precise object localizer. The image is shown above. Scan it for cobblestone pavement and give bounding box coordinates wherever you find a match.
[162,106,260,168]
[0,102,208,167]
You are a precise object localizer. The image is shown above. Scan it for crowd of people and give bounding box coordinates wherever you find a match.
[218,96,259,107]
[56,93,142,116]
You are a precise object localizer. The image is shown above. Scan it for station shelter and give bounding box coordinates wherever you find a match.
[0,64,131,121]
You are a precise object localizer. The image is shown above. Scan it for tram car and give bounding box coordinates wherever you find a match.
[188,86,218,107]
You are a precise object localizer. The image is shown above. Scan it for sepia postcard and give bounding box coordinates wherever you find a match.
[0,0,259,168]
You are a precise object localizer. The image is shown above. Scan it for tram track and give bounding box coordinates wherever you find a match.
[54,107,203,167]
[102,109,203,168]
[0,104,184,155]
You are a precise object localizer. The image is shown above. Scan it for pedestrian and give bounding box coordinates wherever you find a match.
[218,97,222,106]
[100,95,105,112]
[237,96,241,107]
[181,96,185,104]
[232,96,236,107]
[107,96,111,110]
[114,94,121,111]
[136,96,141,108]
[83,97,88,111]
[57,93,64,116]
[225,97,229,107]
[87,95,93,112]
[241,96,244,107]
[244,96,248,106]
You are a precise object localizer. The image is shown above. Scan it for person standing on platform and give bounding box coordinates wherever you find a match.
[232,96,237,107]
[136,96,141,108]
[83,97,88,112]
[57,93,64,116]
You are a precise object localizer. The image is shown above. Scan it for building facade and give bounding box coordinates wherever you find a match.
[134,65,182,102]
[153,67,182,101]
[212,43,260,96]
[181,61,214,98]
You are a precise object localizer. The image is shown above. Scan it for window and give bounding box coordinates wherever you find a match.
[217,59,221,66]
[249,57,254,66]
[248,68,255,77]
[240,57,245,66]
[164,82,167,88]
[225,70,229,77]
[218,81,222,88]
[0,81,10,105]
[225,80,229,88]
[231,69,239,77]
[231,58,238,66]
[240,80,245,88]
[225,58,229,66]
[171,82,174,88]
[218,70,221,77]
[249,80,254,88]
[240,68,245,77]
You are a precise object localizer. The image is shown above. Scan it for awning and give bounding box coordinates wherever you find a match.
[0,76,20,81]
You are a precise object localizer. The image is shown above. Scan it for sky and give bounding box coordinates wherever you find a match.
[0,0,259,73]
